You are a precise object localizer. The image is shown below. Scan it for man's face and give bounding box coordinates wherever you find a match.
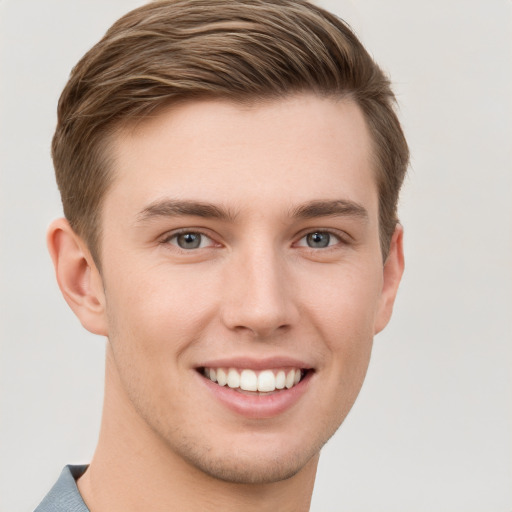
[97,94,401,483]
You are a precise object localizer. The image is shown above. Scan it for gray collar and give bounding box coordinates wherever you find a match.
[34,465,89,512]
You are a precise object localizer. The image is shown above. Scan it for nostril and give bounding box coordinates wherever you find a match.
[231,322,292,339]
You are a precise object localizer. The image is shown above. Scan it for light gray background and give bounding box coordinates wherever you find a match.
[1,1,511,511]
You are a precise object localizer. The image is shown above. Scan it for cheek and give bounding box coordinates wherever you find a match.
[103,261,220,359]
[303,262,382,391]
[304,260,383,341]
[101,265,212,419]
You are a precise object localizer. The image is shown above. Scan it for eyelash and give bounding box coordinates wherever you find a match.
[294,230,348,250]
[161,229,217,250]
[160,228,349,252]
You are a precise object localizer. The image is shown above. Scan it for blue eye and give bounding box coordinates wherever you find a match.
[169,232,211,250]
[298,231,340,249]
[307,232,330,248]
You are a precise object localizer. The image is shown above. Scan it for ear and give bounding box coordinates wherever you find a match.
[374,224,405,334]
[47,218,108,336]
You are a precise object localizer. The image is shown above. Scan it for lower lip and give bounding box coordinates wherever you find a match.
[197,371,313,419]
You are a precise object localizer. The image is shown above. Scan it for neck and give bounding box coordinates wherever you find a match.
[78,347,318,512]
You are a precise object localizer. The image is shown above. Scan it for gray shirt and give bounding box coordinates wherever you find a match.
[35,465,89,512]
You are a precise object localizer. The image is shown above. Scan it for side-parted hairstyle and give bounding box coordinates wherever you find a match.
[52,0,409,263]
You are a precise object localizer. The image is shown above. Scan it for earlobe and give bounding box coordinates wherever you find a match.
[47,218,108,336]
[374,224,405,335]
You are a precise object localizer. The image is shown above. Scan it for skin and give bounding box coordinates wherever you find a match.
[48,94,404,512]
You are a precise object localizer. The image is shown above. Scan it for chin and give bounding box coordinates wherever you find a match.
[163,422,332,486]
[181,446,318,485]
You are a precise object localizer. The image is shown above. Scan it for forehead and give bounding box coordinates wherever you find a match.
[106,94,378,220]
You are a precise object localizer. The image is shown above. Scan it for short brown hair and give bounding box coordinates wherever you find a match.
[52,0,409,262]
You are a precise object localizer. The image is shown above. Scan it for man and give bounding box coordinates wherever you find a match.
[37,0,408,510]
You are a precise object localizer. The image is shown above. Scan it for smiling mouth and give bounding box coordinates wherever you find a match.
[199,367,309,393]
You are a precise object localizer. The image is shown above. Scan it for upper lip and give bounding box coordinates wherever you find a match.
[195,356,314,371]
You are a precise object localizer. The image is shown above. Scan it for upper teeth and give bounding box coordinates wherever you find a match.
[204,368,302,392]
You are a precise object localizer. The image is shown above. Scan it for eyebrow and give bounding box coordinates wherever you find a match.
[136,198,368,224]
[290,199,369,221]
[136,199,238,223]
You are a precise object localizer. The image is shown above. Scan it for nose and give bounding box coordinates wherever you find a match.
[220,245,300,339]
